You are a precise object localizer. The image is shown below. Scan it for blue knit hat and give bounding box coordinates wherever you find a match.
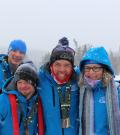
[8,40,27,54]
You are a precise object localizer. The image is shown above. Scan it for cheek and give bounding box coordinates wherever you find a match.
[8,52,13,58]
[17,84,28,90]
[84,72,90,77]
[97,72,103,78]
[18,54,24,58]
[67,68,72,74]
[84,72,103,80]
[52,67,58,74]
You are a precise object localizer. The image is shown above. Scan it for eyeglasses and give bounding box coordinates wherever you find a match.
[52,45,75,56]
[84,66,103,72]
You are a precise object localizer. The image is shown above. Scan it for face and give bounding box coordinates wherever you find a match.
[51,60,72,81]
[8,50,25,66]
[84,64,104,80]
[17,79,35,100]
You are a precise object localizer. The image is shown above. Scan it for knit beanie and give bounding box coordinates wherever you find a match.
[50,37,75,65]
[8,39,27,54]
[14,63,38,88]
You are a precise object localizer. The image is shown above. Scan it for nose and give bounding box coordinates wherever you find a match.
[59,65,66,72]
[20,82,26,88]
[19,81,29,88]
[89,69,95,72]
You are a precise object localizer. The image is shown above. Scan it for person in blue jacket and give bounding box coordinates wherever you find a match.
[38,37,79,135]
[0,39,27,91]
[0,63,44,135]
[78,46,120,135]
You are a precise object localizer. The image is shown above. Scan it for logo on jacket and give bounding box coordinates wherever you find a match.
[99,96,106,103]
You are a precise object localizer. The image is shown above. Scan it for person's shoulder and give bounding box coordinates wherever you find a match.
[39,65,44,76]
[0,93,9,105]
[116,82,120,91]
[74,65,80,75]
[0,93,10,118]
[71,65,80,82]
[39,63,49,74]
[0,54,7,62]
[0,54,7,57]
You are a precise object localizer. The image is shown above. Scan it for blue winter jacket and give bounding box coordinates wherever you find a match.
[79,46,120,135]
[0,78,39,135]
[0,55,12,90]
[38,64,79,135]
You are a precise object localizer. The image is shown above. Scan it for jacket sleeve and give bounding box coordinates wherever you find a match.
[0,94,9,128]
[116,82,120,109]
[0,64,5,91]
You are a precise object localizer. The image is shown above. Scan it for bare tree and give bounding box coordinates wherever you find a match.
[73,39,92,65]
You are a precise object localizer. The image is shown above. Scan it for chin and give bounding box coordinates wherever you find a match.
[59,78,65,81]
[12,61,21,66]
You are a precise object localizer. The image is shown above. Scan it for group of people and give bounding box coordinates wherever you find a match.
[0,37,119,135]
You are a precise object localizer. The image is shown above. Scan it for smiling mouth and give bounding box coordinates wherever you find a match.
[12,57,22,62]
[58,73,66,77]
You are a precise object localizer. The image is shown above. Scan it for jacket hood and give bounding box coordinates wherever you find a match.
[2,77,17,94]
[80,46,114,75]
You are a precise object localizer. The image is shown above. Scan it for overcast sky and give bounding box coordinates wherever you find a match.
[0,0,120,53]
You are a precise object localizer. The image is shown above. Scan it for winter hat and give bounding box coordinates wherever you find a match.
[80,46,114,75]
[8,39,27,54]
[82,60,102,66]
[50,37,75,65]
[14,63,38,88]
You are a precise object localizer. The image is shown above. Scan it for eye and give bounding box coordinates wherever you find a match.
[84,67,91,71]
[84,66,103,72]
[54,63,60,67]
[92,66,103,72]
[64,64,72,68]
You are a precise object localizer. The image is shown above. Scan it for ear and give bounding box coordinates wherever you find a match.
[50,64,53,71]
